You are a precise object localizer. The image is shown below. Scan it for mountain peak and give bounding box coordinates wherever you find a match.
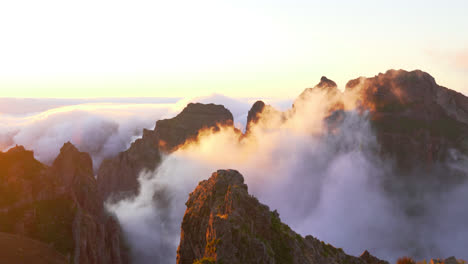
[53,142,92,172]
[154,102,234,152]
[318,76,338,89]
[98,102,236,201]
[177,169,388,264]
[246,100,266,132]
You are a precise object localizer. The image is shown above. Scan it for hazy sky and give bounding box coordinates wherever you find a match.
[1,0,467,98]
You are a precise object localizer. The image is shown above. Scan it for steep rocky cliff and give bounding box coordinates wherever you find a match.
[345,69,468,169]
[245,70,468,170]
[0,143,128,264]
[177,169,388,264]
[97,103,234,201]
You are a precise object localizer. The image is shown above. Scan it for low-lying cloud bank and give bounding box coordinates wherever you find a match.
[0,103,177,168]
[3,92,467,263]
[0,95,265,168]
[108,89,468,263]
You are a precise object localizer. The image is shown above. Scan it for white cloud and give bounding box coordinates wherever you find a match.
[109,89,468,263]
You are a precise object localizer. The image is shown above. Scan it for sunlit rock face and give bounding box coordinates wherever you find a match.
[97,103,235,201]
[0,143,128,264]
[345,69,468,170]
[244,70,468,171]
[177,169,388,264]
[155,103,234,152]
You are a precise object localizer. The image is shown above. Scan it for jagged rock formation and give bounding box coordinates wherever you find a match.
[177,169,388,264]
[246,100,266,133]
[0,143,128,264]
[344,69,468,169]
[293,76,344,115]
[156,103,234,151]
[97,103,234,201]
[244,70,468,170]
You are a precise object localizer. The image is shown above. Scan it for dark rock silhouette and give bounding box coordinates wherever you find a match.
[246,100,266,133]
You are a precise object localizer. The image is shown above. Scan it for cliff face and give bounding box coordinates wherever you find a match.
[97,103,234,201]
[177,170,388,264]
[345,69,468,168]
[245,70,468,170]
[0,143,128,264]
[345,70,468,168]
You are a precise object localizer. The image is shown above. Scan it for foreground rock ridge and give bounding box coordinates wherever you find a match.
[177,169,389,264]
[97,102,234,201]
[0,143,128,264]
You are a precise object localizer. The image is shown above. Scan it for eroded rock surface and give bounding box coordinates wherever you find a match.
[0,143,128,264]
[177,169,388,264]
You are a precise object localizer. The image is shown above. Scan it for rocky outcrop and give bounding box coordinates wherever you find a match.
[293,76,344,116]
[155,103,234,151]
[344,69,468,169]
[267,70,468,170]
[246,100,266,133]
[0,143,128,264]
[97,103,234,201]
[177,169,388,264]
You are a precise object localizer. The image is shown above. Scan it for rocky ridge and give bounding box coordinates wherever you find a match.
[345,69,468,168]
[0,143,128,264]
[177,169,389,264]
[245,70,468,170]
[97,103,234,201]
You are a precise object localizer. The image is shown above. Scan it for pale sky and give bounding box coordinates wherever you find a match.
[0,0,467,99]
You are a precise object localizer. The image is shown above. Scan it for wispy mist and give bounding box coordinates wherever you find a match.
[0,103,177,168]
[108,88,468,263]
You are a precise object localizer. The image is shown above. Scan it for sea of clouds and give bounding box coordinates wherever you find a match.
[0,95,287,169]
[106,89,468,263]
[2,92,467,263]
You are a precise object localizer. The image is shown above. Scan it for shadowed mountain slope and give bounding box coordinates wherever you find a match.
[0,143,128,264]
